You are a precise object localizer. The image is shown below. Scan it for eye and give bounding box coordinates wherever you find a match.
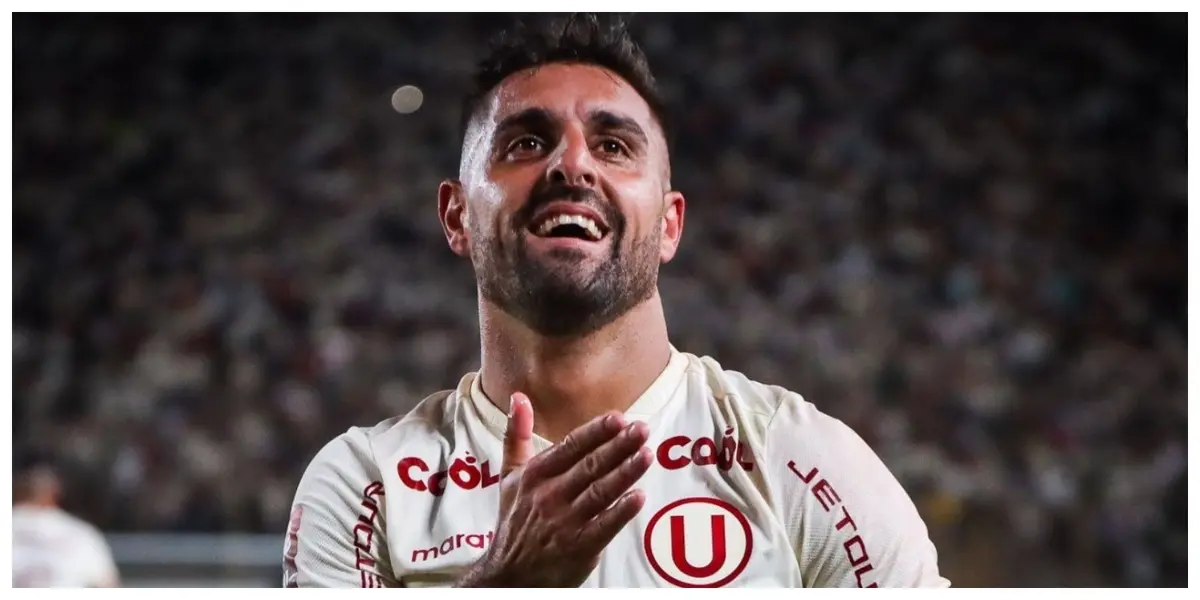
[596,138,627,157]
[505,136,545,159]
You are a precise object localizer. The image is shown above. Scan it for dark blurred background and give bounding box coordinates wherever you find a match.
[12,13,1186,588]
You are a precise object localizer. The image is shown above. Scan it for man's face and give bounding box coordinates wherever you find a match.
[440,63,685,336]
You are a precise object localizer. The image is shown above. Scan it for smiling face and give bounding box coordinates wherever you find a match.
[439,62,685,336]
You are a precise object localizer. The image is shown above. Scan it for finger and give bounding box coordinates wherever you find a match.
[557,421,650,502]
[576,489,646,554]
[526,411,627,480]
[570,444,652,518]
[501,392,535,477]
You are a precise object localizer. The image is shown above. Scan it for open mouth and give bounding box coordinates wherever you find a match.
[528,212,610,242]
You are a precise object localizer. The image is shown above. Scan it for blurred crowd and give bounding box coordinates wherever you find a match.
[13,14,1185,587]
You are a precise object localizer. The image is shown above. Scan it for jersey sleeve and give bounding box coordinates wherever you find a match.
[764,394,950,588]
[284,429,397,588]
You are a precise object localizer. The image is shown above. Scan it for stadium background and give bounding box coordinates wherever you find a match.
[12,13,1186,588]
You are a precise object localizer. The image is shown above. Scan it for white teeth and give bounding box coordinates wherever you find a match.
[534,214,603,240]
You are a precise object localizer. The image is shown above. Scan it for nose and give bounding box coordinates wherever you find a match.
[546,127,597,189]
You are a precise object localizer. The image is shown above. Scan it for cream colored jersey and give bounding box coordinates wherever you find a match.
[12,506,120,588]
[284,349,949,588]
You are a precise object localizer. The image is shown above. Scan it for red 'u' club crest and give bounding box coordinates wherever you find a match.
[643,497,753,588]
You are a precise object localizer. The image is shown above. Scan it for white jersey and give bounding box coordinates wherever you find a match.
[12,506,120,588]
[284,349,949,588]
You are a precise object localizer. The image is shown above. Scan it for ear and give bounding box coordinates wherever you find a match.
[658,191,686,263]
[438,179,471,258]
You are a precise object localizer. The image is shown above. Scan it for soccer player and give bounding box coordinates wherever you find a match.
[285,15,949,588]
[12,452,121,588]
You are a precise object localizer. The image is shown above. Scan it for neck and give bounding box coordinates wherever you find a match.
[478,292,672,442]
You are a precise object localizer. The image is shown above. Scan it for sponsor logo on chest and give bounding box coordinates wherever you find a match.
[392,428,764,586]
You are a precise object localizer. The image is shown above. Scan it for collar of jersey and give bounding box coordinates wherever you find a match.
[464,346,690,452]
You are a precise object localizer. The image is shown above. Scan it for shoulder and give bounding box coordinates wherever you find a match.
[681,351,882,482]
[686,354,781,409]
[683,356,946,587]
[47,510,114,568]
[314,380,471,474]
[681,351,845,439]
[72,513,110,544]
[42,508,105,543]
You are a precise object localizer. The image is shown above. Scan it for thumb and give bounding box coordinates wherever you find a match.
[501,392,535,477]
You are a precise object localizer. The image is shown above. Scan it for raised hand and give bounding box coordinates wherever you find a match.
[457,392,652,587]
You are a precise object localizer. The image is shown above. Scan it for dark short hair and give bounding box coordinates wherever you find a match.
[459,14,670,150]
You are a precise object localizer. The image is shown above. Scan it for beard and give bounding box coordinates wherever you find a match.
[471,184,661,337]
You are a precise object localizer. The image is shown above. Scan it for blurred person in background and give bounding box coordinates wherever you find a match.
[286,14,947,588]
[12,451,121,588]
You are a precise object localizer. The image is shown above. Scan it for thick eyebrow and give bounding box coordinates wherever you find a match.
[493,107,556,141]
[490,107,652,154]
[588,110,649,146]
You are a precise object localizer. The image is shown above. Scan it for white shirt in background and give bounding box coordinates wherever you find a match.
[12,505,120,588]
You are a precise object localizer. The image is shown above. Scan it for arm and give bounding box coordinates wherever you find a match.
[765,395,950,588]
[284,430,397,588]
